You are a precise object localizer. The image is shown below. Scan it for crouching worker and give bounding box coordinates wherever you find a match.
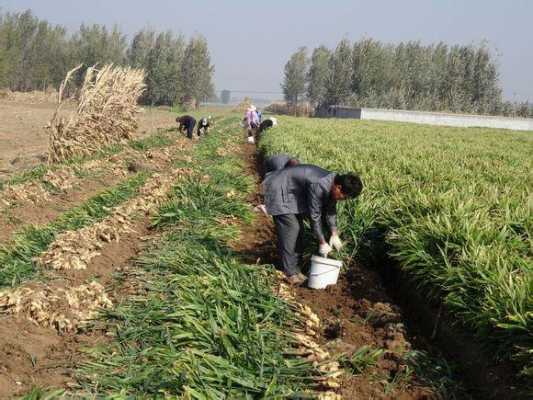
[197,116,212,136]
[258,117,277,134]
[244,105,259,141]
[263,164,363,285]
[176,115,196,139]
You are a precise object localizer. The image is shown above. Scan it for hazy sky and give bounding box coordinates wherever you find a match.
[1,0,532,101]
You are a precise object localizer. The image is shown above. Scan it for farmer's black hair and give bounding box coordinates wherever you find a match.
[286,158,299,167]
[334,173,363,198]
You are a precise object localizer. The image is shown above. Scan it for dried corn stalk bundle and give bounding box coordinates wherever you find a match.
[0,181,50,208]
[0,281,112,332]
[38,168,191,271]
[48,64,145,163]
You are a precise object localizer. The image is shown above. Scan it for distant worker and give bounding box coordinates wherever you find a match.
[257,109,263,123]
[197,116,212,136]
[244,105,259,141]
[258,117,278,138]
[176,115,197,139]
[263,163,363,285]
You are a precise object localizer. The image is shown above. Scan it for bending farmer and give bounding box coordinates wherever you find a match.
[244,105,259,139]
[262,163,363,285]
[176,115,197,139]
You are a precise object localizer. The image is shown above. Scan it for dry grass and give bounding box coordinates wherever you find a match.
[48,64,145,163]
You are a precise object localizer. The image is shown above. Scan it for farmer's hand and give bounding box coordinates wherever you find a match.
[319,242,332,257]
[253,204,268,216]
[329,234,343,251]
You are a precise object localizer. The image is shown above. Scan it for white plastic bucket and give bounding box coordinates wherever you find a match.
[308,255,342,289]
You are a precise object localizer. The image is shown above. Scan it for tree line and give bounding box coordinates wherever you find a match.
[282,38,533,117]
[0,9,215,107]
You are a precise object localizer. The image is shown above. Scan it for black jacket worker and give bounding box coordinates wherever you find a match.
[263,153,299,176]
[176,115,196,139]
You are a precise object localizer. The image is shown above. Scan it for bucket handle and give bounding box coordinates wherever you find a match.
[310,267,340,277]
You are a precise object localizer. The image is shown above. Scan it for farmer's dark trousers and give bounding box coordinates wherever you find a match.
[273,214,305,277]
[186,122,196,139]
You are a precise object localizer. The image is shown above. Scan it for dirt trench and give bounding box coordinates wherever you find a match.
[226,140,533,400]
[230,143,444,399]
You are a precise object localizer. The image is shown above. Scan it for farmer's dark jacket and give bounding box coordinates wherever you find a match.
[264,154,291,174]
[177,115,196,127]
[263,164,337,242]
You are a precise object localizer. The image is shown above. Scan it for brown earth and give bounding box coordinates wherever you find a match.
[233,141,451,400]
[0,141,193,398]
[0,138,192,244]
[0,221,150,398]
[0,99,177,178]
[0,176,120,243]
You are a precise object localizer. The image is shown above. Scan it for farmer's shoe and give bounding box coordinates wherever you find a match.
[287,273,306,286]
[296,273,307,282]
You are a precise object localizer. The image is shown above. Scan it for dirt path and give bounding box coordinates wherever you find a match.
[234,142,464,400]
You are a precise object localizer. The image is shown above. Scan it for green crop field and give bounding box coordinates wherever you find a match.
[259,117,533,378]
